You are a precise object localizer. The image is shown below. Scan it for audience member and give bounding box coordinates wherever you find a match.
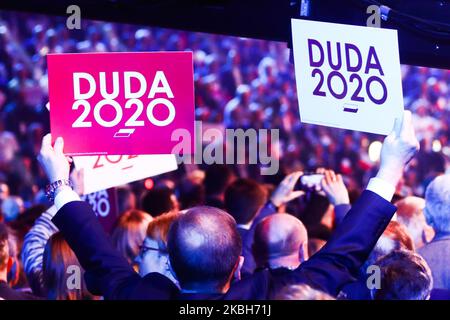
[395,196,434,249]
[111,209,152,264]
[141,188,179,218]
[419,174,450,290]
[135,211,180,285]
[372,250,432,300]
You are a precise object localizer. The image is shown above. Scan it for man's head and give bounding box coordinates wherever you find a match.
[253,214,308,269]
[224,179,267,225]
[167,206,242,293]
[364,221,414,270]
[204,165,235,197]
[372,250,433,300]
[141,187,178,218]
[424,174,450,235]
[395,196,434,249]
[117,185,137,215]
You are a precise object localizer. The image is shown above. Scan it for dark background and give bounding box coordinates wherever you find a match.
[1,0,450,69]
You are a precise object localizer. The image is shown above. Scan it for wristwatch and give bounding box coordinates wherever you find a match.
[45,179,73,202]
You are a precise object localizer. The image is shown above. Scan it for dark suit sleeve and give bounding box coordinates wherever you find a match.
[52,201,142,299]
[295,190,396,296]
[334,204,351,226]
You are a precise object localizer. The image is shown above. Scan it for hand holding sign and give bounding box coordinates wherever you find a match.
[46,101,178,194]
[291,19,404,135]
[38,134,70,183]
[48,52,195,155]
[73,153,177,195]
[377,110,420,186]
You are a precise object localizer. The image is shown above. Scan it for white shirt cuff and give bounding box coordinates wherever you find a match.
[54,187,81,210]
[366,177,396,202]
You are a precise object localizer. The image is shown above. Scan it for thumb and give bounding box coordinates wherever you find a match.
[54,137,65,154]
[285,190,305,202]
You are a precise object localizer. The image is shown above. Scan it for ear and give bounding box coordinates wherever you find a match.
[233,256,245,281]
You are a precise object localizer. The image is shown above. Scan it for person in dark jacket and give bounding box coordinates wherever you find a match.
[38,111,419,300]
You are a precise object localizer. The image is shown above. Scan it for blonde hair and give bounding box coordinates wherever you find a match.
[111,210,152,263]
[274,284,335,300]
[43,232,92,300]
[146,211,181,250]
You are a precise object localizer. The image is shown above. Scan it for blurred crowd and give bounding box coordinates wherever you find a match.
[0,11,449,300]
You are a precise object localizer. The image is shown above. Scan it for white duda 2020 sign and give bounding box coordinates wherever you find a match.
[291,19,404,135]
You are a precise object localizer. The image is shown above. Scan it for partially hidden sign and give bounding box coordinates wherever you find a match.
[74,154,178,195]
[291,19,404,135]
[81,188,119,234]
[48,52,195,155]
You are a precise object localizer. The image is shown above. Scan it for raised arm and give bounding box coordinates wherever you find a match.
[253,171,304,228]
[296,111,420,296]
[37,135,141,299]
[321,169,351,226]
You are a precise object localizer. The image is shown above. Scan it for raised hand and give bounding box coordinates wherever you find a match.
[38,134,71,183]
[376,110,420,187]
[321,170,350,206]
[270,171,304,207]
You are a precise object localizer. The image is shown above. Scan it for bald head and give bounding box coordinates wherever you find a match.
[167,206,242,291]
[253,214,308,268]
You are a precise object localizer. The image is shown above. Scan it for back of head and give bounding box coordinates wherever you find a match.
[224,178,267,225]
[253,214,308,268]
[298,193,332,240]
[424,174,450,234]
[177,177,205,210]
[373,250,433,300]
[376,221,415,253]
[274,283,335,300]
[366,221,415,268]
[396,196,426,224]
[167,206,242,291]
[117,185,136,215]
[146,211,181,250]
[111,209,152,263]
[141,187,177,217]
[43,232,92,300]
[204,164,235,197]
[395,196,433,248]
[1,196,24,222]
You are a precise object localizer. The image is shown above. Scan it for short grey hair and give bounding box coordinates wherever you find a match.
[424,174,450,233]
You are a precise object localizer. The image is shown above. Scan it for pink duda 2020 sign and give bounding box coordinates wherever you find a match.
[48,51,195,155]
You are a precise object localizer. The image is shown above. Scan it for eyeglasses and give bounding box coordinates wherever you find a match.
[138,245,168,257]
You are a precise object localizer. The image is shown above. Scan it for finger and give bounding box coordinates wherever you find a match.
[400,110,414,139]
[392,116,402,138]
[336,174,344,184]
[41,133,52,151]
[324,170,332,185]
[287,171,303,189]
[321,177,329,190]
[329,170,337,182]
[285,190,305,202]
[66,156,73,163]
[54,137,64,154]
